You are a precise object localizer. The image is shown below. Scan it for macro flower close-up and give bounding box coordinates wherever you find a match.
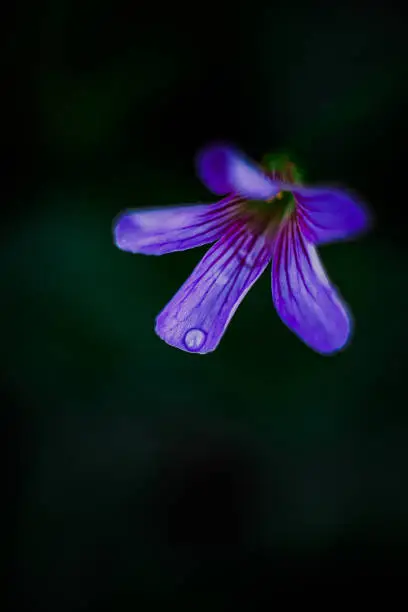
[113,144,370,355]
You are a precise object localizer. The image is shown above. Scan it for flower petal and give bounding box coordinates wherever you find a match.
[155,223,272,353]
[113,198,242,255]
[272,217,351,354]
[292,185,370,245]
[196,144,280,200]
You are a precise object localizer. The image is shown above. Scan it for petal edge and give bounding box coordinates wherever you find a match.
[156,224,272,353]
[197,143,280,200]
[113,198,241,255]
[272,218,352,354]
[292,185,371,245]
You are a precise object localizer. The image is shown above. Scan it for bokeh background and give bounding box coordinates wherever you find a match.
[4,0,408,607]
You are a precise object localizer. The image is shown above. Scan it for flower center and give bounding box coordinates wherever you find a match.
[238,154,302,235]
[241,192,294,237]
[262,152,304,184]
[266,191,283,203]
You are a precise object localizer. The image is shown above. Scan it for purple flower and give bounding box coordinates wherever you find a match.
[113,144,370,355]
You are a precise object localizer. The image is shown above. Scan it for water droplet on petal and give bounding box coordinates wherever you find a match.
[183,328,207,351]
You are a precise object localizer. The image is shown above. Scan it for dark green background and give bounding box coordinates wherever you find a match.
[4,0,408,607]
